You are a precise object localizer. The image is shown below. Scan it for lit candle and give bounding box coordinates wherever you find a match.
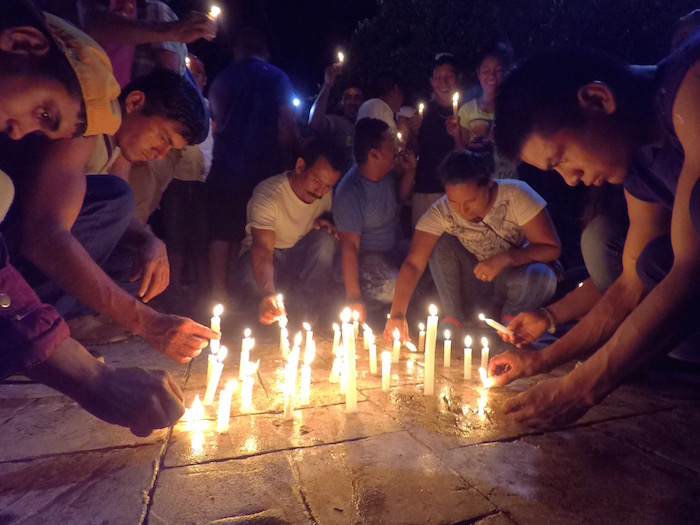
[241,360,259,413]
[478,313,514,336]
[185,55,191,68]
[185,394,204,421]
[337,51,344,64]
[481,337,489,370]
[278,300,288,355]
[204,346,227,405]
[464,336,472,380]
[341,308,358,413]
[283,360,296,420]
[363,323,372,351]
[352,310,360,339]
[303,321,314,357]
[369,337,378,375]
[418,322,426,353]
[299,341,315,406]
[392,327,401,363]
[207,352,217,384]
[443,330,452,368]
[418,102,424,116]
[396,131,403,143]
[239,328,252,380]
[381,351,391,392]
[332,323,341,355]
[479,367,494,389]
[211,303,223,333]
[329,342,343,384]
[424,304,438,396]
[452,92,460,116]
[216,380,237,433]
[207,5,221,19]
[280,325,289,357]
[210,337,220,355]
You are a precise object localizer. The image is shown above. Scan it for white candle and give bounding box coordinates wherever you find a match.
[210,337,220,355]
[418,323,426,353]
[381,351,391,391]
[279,311,288,354]
[207,352,217,384]
[210,303,223,334]
[392,327,401,363]
[329,342,343,383]
[480,336,489,370]
[363,323,372,351]
[478,313,514,336]
[424,304,438,396]
[418,102,424,116]
[352,310,360,339]
[216,380,237,433]
[479,367,494,389]
[452,92,460,115]
[303,322,313,354]
[341,308,358,413]
[239,328,252,380]
[299,341,315,405]
[204,346,227,405]
[443,330,452,368]
[185,394,204,421]
[331,323,341,355]
[464,336,472,380]
[369,340,378,375]
[283,361,295,420]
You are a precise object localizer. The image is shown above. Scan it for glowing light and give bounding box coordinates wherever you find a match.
[418,102,425,115]
[478,313,486,321]
[293,97,300,107]
[465,335,472,347]
[208,5,221,18]
[341,308,351,323]
[444,330,450,340]
[333,322,340,331]
[419,322,425,331]
[304,341,315,364]
[479,367,494,389]
[393,328,400,341]
[396,131,403,141]
[405,341,417,352]
[352,310,359,322]
[303,322,311,331]
[213,304,223,317]
[244,328,251,338]
[217,346,228,362]
[185,56,191,68]
[337,51,344,63]
[481,336,488,347]
[293,331,302,348]
[429,304,438,316]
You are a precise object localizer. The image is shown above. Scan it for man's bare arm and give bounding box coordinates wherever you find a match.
[250,228,277,296]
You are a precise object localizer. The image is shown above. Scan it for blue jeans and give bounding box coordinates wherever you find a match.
[428,233,557,321]
[239,227,339,310]
[16,175,136,319]
[581,213,627,293]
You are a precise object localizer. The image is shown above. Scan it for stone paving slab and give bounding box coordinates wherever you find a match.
[0,444,161,525]
[438,426,700,525]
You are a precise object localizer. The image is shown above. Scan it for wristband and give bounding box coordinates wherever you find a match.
[537,307,557,334]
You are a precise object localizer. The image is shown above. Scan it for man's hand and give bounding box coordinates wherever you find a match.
[473,253,511,282]
[169,12,217,43]
[384,314,409,345]
[131,236,170,303]
[445,115,462,142]
[313,217,339,239]
[395,149,417,173]
[259,294,287,325]
[500,310,549,347]
[347,299,366,324]
[141,313,218,363]
[488,349,545,386]
[502,374,594,429]
[324,63,342,87]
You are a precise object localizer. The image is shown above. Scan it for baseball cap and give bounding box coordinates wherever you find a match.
[41,13,122,136]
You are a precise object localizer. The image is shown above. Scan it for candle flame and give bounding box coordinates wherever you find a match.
[208,5,221,18]
[276,293,284,303]
[418,102,424,112]
[419,322,425,331]
[190,395,204,420]
[405,341,417,352]
[393,327,400,340]
[213,304,223,317]
[478,313,486,321]
[333,322,340,331]
[465,335,472,347]
[444,330,450,340]
[341,307,351,323]
[452,92,459,104]
[218,346,228,362]
[244,328,251,337]
[294,331,302,347]
[481,336,488,347]
[303,322,311,331]
[352,310,359,322]
[429,304,438,316]
[337,51,344,63]
[225,380,238,391]
[279,315,288,328]
[479,367,494,389]
[578,281,584,288]
[396,131,403,141]
[381,351,391,362]
[185,56,191,68]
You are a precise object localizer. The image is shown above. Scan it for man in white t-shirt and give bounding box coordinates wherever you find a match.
[356,71,403,132]
[239,139,347,324]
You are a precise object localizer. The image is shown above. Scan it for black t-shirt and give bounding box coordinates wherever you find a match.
[414,101,455,194]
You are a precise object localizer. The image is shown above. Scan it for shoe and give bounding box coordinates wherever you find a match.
[67,315,133,346]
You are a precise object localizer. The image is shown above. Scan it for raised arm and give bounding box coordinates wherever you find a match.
[308,63,342,132]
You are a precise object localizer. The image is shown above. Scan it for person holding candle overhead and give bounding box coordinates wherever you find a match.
[384,148,560,344]
[239,138,347,324]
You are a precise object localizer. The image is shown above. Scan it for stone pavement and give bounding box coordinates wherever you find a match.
[1,316,700,525]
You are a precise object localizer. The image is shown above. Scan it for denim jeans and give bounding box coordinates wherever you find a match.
[581,213,627,293]
[15,175,136,319]
[428,233,557,321]
[239,227,339,311]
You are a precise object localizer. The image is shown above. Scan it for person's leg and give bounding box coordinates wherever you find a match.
[581,212,628,293]
[357,251,400,305]
[494,262,557,318]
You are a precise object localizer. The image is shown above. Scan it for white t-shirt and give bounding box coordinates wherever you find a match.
[0,170,15,224]
[356,98,397,131]
[242,172,332,251]
[416,179,546,261]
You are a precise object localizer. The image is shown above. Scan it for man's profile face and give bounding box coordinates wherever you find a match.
[341,87,363,121]
[371,131,397,176]
[520,122,631,187]
[0,73,82,140]
[430,63,458,106]
[297,156,340,203]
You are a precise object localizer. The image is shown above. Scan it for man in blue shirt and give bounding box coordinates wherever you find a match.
[333,118,415,321]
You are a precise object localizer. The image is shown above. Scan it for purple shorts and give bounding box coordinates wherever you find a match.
[0,235,69,379]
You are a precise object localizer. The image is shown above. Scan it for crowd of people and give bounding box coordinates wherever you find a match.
[1,0,699,435]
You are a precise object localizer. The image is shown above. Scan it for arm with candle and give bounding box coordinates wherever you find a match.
[338,231,366,323]
[308,63,343,133]
[250,227,286,324]
[384,231,441,344]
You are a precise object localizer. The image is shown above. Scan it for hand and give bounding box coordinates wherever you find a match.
[473,253,511,282]
[324,63,342,86]
[445,115,462,142]
[169,11,217,43]
[502,374,594,429]
[141,313,218,363]
[313,217,339,239]
[395,149,417,173]
[131,235,170,303]
[487,348,544,386]
[259,294,287,325]
[347,299,366,325]
[84,366,186,437]
[384,314,410,345]
[500,310,549,347]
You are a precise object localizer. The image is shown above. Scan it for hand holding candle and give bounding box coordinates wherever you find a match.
[479,313,514,336]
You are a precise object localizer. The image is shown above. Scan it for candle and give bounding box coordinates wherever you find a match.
[185,394,204,421]
[424,304,438,396]
[404,340,418,353]
[341,308,358,413]
[278,307,288,355]
[207,4,220,19]
[216,380,237,433]
[363,323,372,351]
[369,338,378,374]
[452,92,460,115]
[381,351,391,391]
[299,341,315,405]
[211,303,223,333]
[210,337,220,355]
[418,102,424,116]
[185,55,191,68]
[337,51,344,64]
[479,367,494,389]
[418,322,426,353]
[241,360,259,413]
[204,346,227,405]
[443,330,452,368]
[352,310,360,339]
[239,328,252,380]
[283,361,296,420]
[396,131,403,143]
[392,327,401,363]
[332,323,341,355]
[464,336,472,380]
[478,313,514,336]
[480,337,489,370]
[207,352,217,384]
[329,342,343,383]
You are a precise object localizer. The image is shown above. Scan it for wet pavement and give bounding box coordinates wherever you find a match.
[2,315,700,525]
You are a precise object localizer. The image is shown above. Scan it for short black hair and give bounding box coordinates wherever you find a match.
[120,68,208,145]
[300,137,348,174]
[437,149,494,187]
[373,71,401,98]
[477,41,513,71]
[495,47,633,163]
[353,118,389,165]
[433,52,458,73]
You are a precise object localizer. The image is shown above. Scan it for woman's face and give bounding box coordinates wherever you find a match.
[445,180,492,221]
[477,56,503,98]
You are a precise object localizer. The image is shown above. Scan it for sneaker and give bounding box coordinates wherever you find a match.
[67,315,133,346]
